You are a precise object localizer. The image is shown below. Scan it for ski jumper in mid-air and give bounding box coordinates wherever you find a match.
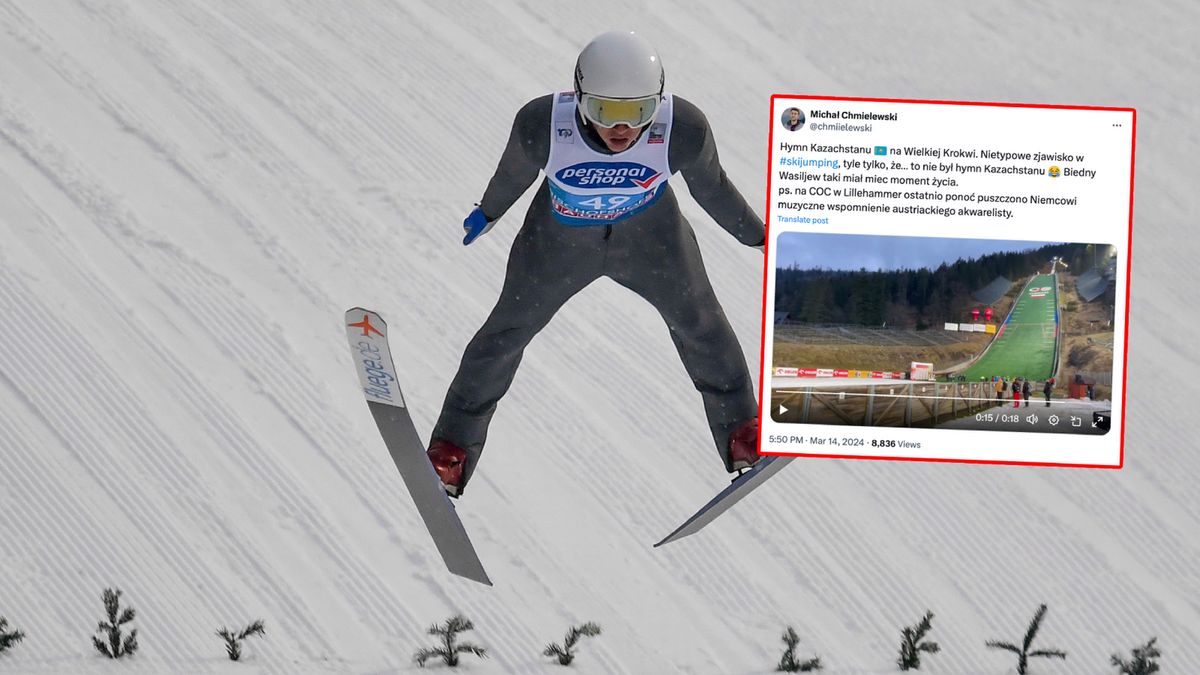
[427,31,765,496]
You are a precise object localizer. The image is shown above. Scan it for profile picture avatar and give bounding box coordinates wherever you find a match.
[781,107,805,131]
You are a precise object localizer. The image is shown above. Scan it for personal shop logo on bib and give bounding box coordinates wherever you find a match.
[555,162,661,189]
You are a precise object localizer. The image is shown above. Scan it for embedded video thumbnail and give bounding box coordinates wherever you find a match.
[769,233,1118,434]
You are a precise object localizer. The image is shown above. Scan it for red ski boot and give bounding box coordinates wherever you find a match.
[427,439,467,497]
[728,417,761,471]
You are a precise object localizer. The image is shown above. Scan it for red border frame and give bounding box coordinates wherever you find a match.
[757,94,1135,470]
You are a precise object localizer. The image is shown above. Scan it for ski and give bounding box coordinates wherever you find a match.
[654,455,794,547]
[345,307,492,586]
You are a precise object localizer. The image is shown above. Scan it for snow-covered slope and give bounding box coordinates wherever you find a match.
[0,1,1196,673]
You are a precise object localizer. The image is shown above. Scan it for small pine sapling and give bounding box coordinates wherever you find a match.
[777,626,822,672]
[217,620,266,661]
[413,614,488,668]
[897,610,940,670]
[1111,637,1161,675]
[543,621,601,665]
[0,616,26,654]
[92,588,138,659]
[985,604,1066,675]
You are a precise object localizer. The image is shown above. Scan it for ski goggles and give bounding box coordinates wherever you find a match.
[579,93,660,129]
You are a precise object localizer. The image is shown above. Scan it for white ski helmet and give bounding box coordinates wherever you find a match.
[574,31,664,128]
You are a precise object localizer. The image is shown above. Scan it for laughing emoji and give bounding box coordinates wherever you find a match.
[1048,165,1061,178]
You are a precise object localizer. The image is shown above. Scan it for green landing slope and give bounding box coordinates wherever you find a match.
[962,274,1058,382]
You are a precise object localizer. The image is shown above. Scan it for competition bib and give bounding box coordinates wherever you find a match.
[544,91,673,226]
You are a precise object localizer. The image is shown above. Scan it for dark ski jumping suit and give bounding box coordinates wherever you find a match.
[433,92,764,490]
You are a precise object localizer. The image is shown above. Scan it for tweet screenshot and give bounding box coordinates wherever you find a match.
[760,97,1134,468]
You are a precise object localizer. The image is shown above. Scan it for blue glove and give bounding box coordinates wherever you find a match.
[462,206,494,245]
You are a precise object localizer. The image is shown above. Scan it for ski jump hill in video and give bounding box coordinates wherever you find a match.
[960,274,1059,381]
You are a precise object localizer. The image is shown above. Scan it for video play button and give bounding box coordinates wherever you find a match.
[771,396,800,423]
